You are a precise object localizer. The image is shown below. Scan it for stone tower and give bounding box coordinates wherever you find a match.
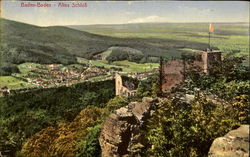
[115,73,136,97]
[160,60,184,92]
[196,50,221,73]
[115,73,123,96]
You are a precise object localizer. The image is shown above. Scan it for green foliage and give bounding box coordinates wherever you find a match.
[144,97,239,157]
[0,80,115,156]
[209,55,249,82]
[143,56,249,157]
[0,43,77,75]
[0,119,25,157]
[76,125,102,157]
[212,80,250,100]
[0,62,20,76]
[185,56,249,100]
[106,47,144,63]
[106,96,129,112]
[75,96,129,157]
[18,106,105,157]
[136,75,160,98]
[0,76,32,89]
[230,95,249,124]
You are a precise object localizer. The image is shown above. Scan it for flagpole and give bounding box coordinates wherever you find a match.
[209,31,211,50]
[208,23,214,51]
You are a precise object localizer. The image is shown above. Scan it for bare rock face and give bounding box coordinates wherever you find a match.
[99,97,156,157]
[208,125,249,157]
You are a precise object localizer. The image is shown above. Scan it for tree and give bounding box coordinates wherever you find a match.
[76,125,102,157]
[144,96,239,157]
[20,107,104,157]
[136,75,160,98]
[106,96,128,112]
[184,56,249,100]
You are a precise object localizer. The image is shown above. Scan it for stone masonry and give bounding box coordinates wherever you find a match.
[160,50,221,92]
[99,97,156,157]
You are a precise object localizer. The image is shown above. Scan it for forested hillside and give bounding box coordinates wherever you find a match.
[0,19,209,75]
[0,80,115,156]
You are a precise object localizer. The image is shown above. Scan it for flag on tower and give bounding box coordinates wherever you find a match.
[209,23,214,33]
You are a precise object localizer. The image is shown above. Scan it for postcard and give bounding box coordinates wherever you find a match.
[0,1,249,157]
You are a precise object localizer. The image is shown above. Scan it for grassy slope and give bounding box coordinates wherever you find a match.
[99,46,143,59]
[0,76,26,88]
[1,18,209,64]
[77,57,159,73]
[0,18,116,63]
[112,60,158,73]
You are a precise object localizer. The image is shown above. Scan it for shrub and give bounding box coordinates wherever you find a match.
[76,125,102,157]
[136,75,160,98]
[0,62,20,76]
[106,96,129,112]
[144,97,239,157]
[20,107,104,157]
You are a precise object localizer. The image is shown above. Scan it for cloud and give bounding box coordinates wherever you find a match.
[128,15,166,23]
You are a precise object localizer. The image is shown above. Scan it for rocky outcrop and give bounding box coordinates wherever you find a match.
[99,97,156,157]
[208,125,249,157]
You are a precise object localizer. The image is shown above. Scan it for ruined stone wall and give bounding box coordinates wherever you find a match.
[160,51,221,93]
[115,74,136,97]
[196,51,221,73]
[115,73,123,96]
[161,60,184,92]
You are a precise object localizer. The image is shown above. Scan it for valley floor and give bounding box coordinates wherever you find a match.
[0,60,158,91]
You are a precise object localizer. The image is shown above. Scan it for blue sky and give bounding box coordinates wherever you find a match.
[1,1,249,26]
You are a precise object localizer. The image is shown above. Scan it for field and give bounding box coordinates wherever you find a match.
[112,60,158,73]
[70,23,249,57]
[77,57,159,73]
[0,63,43,88]
[0,76,35,89]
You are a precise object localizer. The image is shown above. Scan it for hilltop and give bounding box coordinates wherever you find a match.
[0,18,118,63]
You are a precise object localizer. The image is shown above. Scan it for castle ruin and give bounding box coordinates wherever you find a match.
[160,60,184,92]
[160,50,221,92]
[195,50,221,73]
[115,73,136,97]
